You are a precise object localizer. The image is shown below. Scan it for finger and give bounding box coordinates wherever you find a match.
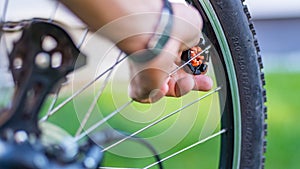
[129,68,169,103]
[175,75,195,97]
[193,75,213,91]
[166,74,194,97]
[166,73,213,97]
[141,77,170,103]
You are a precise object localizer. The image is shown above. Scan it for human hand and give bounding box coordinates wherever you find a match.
[128,3,213,103]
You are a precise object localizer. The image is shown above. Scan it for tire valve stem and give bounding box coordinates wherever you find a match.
[181,46,209,75]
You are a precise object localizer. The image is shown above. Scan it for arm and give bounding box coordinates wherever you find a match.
[60,0,212,103]
[60,0,162,54]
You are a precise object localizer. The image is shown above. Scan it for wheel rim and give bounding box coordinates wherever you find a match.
[196,0,242,168]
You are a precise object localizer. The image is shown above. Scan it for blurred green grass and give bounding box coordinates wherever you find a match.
[39,72,300,168]
[264,73,300,169]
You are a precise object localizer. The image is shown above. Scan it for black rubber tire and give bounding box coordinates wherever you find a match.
[191,0,267,168]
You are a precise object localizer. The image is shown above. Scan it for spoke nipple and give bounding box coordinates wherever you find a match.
[215,86,222,92]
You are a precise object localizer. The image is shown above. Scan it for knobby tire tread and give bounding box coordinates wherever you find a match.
[210,0,267,168]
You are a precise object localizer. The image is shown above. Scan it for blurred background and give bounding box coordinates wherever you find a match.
[245,0,300,168]
[0,0,299,168]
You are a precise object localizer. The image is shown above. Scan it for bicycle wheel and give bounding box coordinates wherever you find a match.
[0,0,266,169]
[191,0,267,168]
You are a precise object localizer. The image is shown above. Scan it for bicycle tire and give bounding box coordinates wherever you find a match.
[190,0,267,168]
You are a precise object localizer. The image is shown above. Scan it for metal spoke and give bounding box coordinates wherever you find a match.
[143,129,226,169]
[43,88,61,120]
[48,0,59,22]
[75,45,213,141]
[75,51,123,136]
[0,0,8,23]
[77,28,89,49]
[41,17,90,121]
[0,0,91,122]
[0,0,9,56]
[75,100,133,142]
[42,30,89,121]
[39,55,128,122]
[1,34,10,65]
[169,45,211,76]
[40,0,88,120]
[101,86,221,152]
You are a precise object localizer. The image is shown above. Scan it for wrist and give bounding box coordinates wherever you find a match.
[127,0,174,63]
[117,1,166,55]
